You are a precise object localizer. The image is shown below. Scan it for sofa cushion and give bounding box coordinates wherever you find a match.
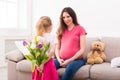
[57,65,91,80]
[90,62,120,80]
[16,60,32,72]
[102,37,120,62]
[6,49,24,62]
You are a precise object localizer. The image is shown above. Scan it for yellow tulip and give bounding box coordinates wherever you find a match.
[34,35,38,42]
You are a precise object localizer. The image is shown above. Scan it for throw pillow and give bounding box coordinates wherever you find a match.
[5,49,24,62]
[111,57,120,68]
[15,41,30,56]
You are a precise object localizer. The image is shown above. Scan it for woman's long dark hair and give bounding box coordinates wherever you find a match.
[57,7,79,40]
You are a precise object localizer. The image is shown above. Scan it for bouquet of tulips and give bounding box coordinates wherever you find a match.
[23,35,49,72]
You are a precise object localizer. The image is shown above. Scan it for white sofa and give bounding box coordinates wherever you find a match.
[6,37,120,80]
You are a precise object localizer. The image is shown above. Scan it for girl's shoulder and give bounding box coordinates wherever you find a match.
[43,33,58,44]
[43,33,55,39]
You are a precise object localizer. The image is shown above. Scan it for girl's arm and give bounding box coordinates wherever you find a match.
[47,44,56,59]
[42,44,56,64]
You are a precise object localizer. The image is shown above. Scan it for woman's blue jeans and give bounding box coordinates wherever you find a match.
[54,58,86,80]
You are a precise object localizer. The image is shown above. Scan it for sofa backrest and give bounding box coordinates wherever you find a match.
[83,37,99,59]
[101,37,120,62]
[84,37,120,63]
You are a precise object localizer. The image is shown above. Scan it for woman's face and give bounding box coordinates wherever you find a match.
[62,12,73,27]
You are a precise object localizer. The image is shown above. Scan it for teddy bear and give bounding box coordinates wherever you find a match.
[87,40,106,65]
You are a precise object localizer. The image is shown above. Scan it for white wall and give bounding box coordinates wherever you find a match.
[1,0,120,67]
[32,0,120,37]
[0,0,32,67]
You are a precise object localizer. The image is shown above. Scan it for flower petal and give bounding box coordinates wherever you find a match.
[23,40,27,46]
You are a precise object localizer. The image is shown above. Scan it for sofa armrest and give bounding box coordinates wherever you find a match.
[5,49,25,62]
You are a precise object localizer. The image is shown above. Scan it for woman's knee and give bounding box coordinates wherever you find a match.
[66,59,85,72]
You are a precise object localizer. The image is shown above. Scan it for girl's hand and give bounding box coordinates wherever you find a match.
[37,64,44,74]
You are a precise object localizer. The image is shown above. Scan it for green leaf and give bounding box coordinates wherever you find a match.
[37,53,42,65]
[24,54,34,61]
[27,47,36,58]
[36,52,40,58]
[31,60,36,72]
[44,42,50,52]
[42,52,49,63]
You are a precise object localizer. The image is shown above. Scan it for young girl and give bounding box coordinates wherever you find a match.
[32,16,58,80]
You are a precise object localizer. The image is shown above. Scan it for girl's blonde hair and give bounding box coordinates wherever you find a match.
[36,16,52,36]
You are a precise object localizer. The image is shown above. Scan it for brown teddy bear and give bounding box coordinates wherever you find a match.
[87,40,106,64]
